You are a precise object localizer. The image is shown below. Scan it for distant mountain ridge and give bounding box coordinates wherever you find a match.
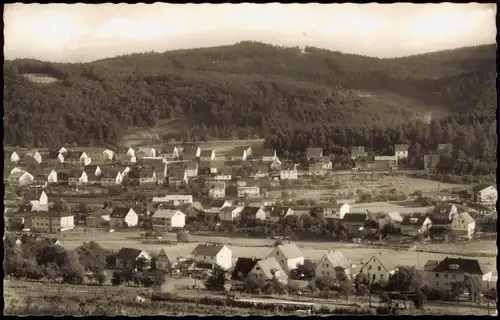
[3,42,496,148]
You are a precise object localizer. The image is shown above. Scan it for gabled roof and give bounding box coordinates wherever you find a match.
[191,243,226,257]
[231,257,261,280]
[400,213,428,226]
[211,199,231,208]
[117,247,143,261]
[24,189,46,201]
[276,242,303,259]
[227,147,248,157]
[48,151,63,159]
[323,250,350,269]
[430,257,491,275]
[110,207,133,218]
[455,212,475,224]
[100,169,121,179]
[361,255,397,273]
[269,206,291,218]
[153,209,184,219]
[472,184,495,193]
[342,213,368,223]
[281,163,297,171]
[255,257,288,281]
[240,206,262,217]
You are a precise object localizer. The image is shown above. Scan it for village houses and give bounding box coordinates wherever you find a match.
[240,206,267,221]
[190,244,233,270]
[8,171,34,186]
[184,161,199,178]
[109,207,139,229]
[152,194,193,205]
[100,169,123,187]
[306,148,323,162]
[280,163,298,180]
[259,149,277,162]
[207,181,226,199]
[155,249,184,272]
[400,213,432,236]
[200,149,216,161]
[24,210,75,233]
[423,257,494,292]
[248,257,289,283]
[472,184,497,205]
[237,181,261,198]
[315,250,352,280]
[267,242,304,274]
[219,206,244,222]
[358,254,397,285]
[312,203,351,220]
[394,144,409,159]
[350,146,368,159]
[115,248,151,271]
[268,206,294,222]
[152,209,186,231]
[136,147,157,158]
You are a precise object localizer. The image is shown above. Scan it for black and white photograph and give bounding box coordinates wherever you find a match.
[3,2,497,316]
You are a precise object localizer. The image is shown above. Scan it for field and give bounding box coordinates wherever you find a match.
[268,174,467,201]
[55,230,496,272]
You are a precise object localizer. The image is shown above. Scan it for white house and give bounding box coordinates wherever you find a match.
[219,206,244,222]
[400,214,432,236]
[137,147,156,158]
[280,164,298,180]
[472,185,497,205]
[270,158,282,170]
[190,244,232,270]
[269,206,294,221]
[423,257,494,292]
[152,209,186,230]
[240,206,267,221]
[450,212,476,238]
[185,161,198,178]
[207,181,226,199]
[47,170,58,184]
[102,149,114,161]
[66,151,91,166]
[100,170,123,187]
[24,151,43,164]
[267,242,304,274]
[320,156,333,170]
[109,208,138,229]
[155,249,184,271]
[315,250,352,280]
[9,151,20,163]
[68,171,88,186]
[394,144,409,159]
[237,185,261,198]
[58,147,68,155]
[8,171,35,186]
[358,254,397,286]
[248,257,289,282]
[313,203,351,220]
[24,211,75,232]
[152,194,193,205]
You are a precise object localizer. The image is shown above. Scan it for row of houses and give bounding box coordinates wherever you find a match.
[114,241,495,294]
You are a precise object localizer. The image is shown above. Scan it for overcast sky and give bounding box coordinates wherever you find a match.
[4,3,497,63]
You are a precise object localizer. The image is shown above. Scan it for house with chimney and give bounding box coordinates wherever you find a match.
[400,213,432,236]
[373,156,398,171]
[358,254,398,286]
[161,145,179,161]
[250,166,269,179]
[23,151,43,164]
[152,209,186,231]
[182,145,201,161]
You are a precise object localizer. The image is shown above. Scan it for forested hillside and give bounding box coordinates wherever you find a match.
[4,42,496,175]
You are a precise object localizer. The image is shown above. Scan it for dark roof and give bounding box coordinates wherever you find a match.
[258,149,276,157]
[117,247,143,261]
[231,257,261,280]
[24,189,46,201]
[57,172,69,181]
[270,206,291,218]
[401,214,428,226]
[110,207,132,218]
[211,200,229,208]
[191,244,225,257]
[139,168,155,178]
[306,148,323,158]
[342,213,367,223]
[472,184,494,193]
[101,169,121,179]
[431,257,490,275]
[185,161,198,170]
[82,168,98,181]
[200,150,214,157]
[48,151,62,159]
[394,144,409,151]
[29,210,73,218]
[240,206,262,217]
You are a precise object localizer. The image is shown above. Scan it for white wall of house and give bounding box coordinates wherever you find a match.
[170,212,186,228]
[268,247,304,274]
[315,256,351,279]
[395,150,408,158]
[280,170,298,180]
[10,151,20,163]
[359,257,392,285]
[20,173,35,186]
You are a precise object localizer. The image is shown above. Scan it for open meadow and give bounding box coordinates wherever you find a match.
[267,174,468,201]
[56,230,496,271]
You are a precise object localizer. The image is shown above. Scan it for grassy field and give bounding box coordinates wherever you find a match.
[55,230,496,272]
[268,174,467,201]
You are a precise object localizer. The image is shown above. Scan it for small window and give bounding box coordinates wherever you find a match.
[326,272,330,275]
[451,274,456,279]
[377,266,381,271]
[380,274,384,279]
[368,266,372,270]
[372,274,376,280]
[436,273,439,278]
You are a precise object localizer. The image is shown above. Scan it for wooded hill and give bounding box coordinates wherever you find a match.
[4,42,496,166]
